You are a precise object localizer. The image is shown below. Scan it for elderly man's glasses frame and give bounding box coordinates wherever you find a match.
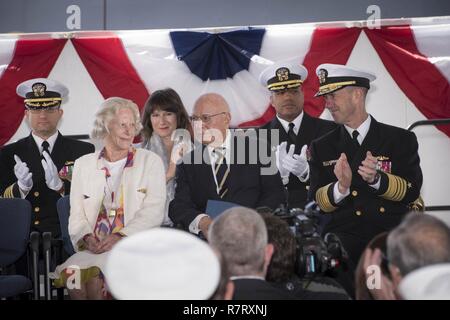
[190,112,227,123]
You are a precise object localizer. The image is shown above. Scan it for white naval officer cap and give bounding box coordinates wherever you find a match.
[16,78,69,109]
[104,228,221,300]
[399,263,450,300]
[259,59,308,92]
[314,63,376,97]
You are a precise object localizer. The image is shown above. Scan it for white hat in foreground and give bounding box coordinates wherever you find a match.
[399,263,450,300]
[105,228,221,300]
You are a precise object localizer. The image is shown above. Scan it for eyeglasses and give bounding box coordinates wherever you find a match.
[190,112,227,123]
[27,107,60,114]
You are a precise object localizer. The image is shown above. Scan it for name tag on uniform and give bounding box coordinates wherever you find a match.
[322,159,338,167]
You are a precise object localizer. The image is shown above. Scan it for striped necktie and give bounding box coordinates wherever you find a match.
[213,147,230,199]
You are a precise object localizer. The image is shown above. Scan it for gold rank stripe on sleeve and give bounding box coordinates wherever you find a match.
[3,184,15,198]
[381,173,408,202]
[315,183,337,213]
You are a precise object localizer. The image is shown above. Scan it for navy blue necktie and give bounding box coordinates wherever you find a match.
[41,141,50,158]
[287,123,296,148]
[352,130,360,148]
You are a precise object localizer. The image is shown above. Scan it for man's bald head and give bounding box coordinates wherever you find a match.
[194,93,230,114]
[192,93,231,146]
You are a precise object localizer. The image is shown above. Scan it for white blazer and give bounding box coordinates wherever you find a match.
[69,148,166,249]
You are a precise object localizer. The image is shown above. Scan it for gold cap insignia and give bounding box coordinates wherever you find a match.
[318,69,328,85]
[32,83,46,97]
[276,67,290,82]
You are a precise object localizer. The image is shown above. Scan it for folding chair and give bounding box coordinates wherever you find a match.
[0,198,37,299]
[56,195,75,256]
[40,195,75,300]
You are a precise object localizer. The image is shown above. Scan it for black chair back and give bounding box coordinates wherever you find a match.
[56,196,75,256]
[0,198,32,267]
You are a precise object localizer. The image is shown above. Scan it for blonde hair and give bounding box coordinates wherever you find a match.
[91,97,143,139]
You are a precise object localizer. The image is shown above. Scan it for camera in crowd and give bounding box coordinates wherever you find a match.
[272,202,348,278]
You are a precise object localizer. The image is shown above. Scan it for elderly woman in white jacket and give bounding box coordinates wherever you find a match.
[51,97,166,299]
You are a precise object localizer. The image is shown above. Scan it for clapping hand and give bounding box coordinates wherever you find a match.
[14,155,33,192]
[275,142,290,180]
[281,144,309,182]
[334,153,352,194]
[41,151,64,192]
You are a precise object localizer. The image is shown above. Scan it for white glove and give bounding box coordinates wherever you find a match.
[275,142,290,183]
[14,155,33,192]
[281,144,310,182]
[41,151,63,192]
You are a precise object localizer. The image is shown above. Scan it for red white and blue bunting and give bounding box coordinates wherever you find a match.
[0,18,449,147]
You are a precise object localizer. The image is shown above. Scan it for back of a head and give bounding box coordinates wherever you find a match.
[261,214,296,283]
[209,207,268,277]
[355,232,388,300]
[387,212,450,276]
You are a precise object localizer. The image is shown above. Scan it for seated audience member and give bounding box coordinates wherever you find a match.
[1,78,95,282]
[208,207,295,300]
[258,61,336,209]
[309,64,423,274]
[169,93,285,238]
[0,78,94,237]
[354,232,389,300]
[210,251,235,300]
[357,212,450,300]
[261,213,350,299]
[50,97,166,299]
[140,88,192,227]
[398,263,450,300]
[104,228,232,300]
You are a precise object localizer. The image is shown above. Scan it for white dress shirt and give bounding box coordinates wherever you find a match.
[276,111,304,135]
[32,131,58,154]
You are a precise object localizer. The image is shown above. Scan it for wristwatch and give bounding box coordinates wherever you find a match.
[369,172,381,185]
